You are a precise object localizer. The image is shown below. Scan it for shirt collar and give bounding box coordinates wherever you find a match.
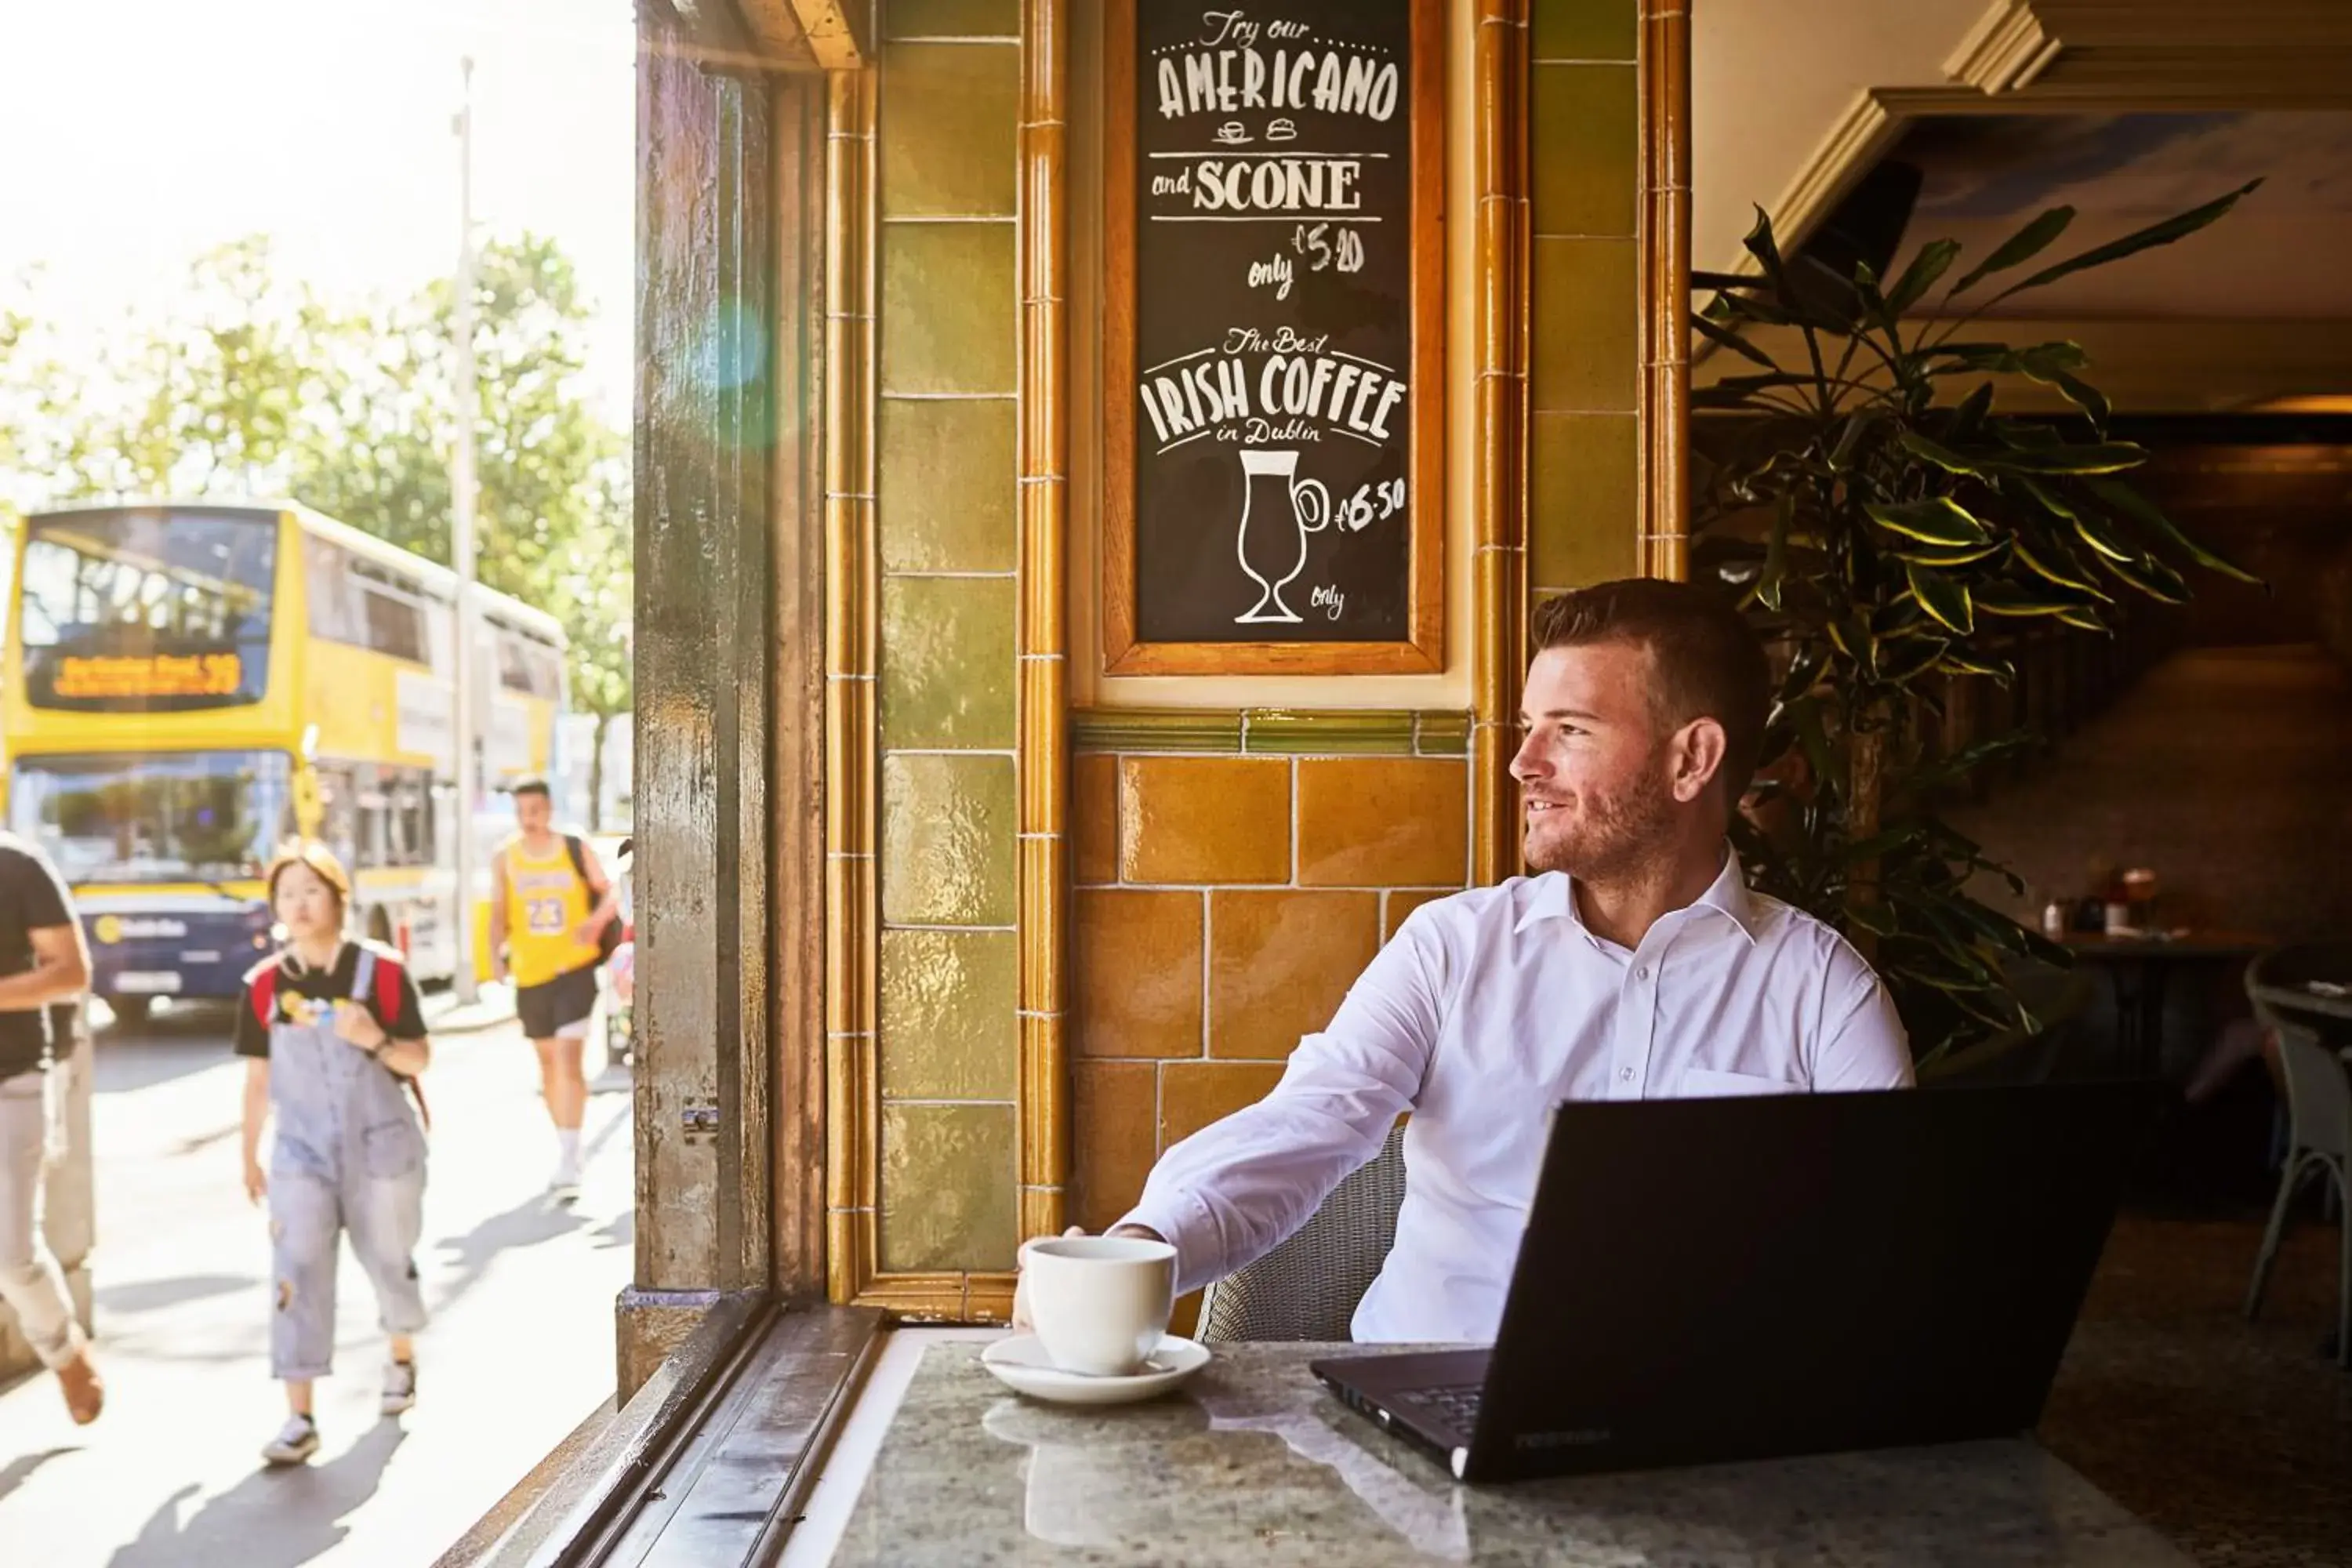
[1514,848,1761,946]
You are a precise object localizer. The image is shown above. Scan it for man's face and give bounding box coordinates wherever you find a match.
[515,792,553,835]
[1511,641,1679,879]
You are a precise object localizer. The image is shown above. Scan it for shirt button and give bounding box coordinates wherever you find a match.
[1618,1066,1635,1083]
[1636,966,1650,981]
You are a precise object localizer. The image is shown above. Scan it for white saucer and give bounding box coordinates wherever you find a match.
[981,1334,1210,1406]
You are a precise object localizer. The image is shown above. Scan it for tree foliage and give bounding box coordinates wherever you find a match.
[1690,183,2261,1065]
[10,234,633,751]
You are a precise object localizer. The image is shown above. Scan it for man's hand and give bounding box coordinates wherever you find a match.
[490,950,510,985]
[243,1159,268,1205]
[568,916,606,949]
[332,1000,387,1052]
[1009,1223,1167,1331]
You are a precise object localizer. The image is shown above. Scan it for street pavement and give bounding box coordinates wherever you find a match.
[0,999,633,1567]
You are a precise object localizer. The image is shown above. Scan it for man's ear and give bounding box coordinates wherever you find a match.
[1670,717,1727,804]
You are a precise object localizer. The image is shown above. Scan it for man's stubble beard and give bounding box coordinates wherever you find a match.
[1523,755,1679,883]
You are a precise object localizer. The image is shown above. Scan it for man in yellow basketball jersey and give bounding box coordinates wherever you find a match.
[488,779,620,1199]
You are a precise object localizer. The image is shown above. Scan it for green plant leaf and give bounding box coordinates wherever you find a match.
[1896,539,2006,568]
[1975,588,2085,618]
[1987,441,2147,475]
[1904,563,1974,634]
[1827,411,1883,471]
[1878,635,1950,684]
[2047,369,2111,430]
[1757,490,1795,612]
[1864,495,1991,546]
[1741,205,1797,308]
[1987,180,2263,307]
[1693,313,1780,370]
[2015,474,2078,521]
[2072,510,2136,562]
[2013,341,2091,373]
[2010,536,2111,600]
[1934,650,2016,684]
[2082,477,2266,586]
[2100,550,2191,604]
[1946,382,1995,444]
[2056,604,2112,634]
[1948,205,2076,296]
[1896,429,1983,474]
[1884,239,1962,316]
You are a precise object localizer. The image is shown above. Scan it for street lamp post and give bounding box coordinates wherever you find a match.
[451,56,481,1003]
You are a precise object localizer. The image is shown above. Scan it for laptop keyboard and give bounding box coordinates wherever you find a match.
[1406,1382,1484,1428]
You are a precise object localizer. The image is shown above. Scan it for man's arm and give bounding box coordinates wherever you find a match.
[1116,909,1449,1298]
[241,1057,270,1203]
[1808,946,1914,1091]
[571,840,621,946]
[0,923,90,1012]
[487,850,510,982]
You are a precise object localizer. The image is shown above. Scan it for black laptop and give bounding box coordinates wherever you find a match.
[1311,1082,2162,1483]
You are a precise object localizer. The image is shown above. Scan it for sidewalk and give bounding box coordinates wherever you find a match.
[0,1014,635,1567]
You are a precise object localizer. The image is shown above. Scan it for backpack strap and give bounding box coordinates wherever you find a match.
[353,943,432,1131]
[352,946,378,1014]
[373,949,405,1023]
[564,833,604,895]
[249,963,280,1033]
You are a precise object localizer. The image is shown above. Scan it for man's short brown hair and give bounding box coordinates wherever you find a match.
[1528,579,1771,801]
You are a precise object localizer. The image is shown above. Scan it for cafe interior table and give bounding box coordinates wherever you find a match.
[776,1331,2193,1566]
[2063,930,2272,1079]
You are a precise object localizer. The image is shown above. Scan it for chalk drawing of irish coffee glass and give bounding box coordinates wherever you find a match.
[1233,449,1334,625]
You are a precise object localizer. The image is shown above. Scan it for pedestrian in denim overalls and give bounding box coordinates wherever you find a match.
[234,840,433,1467]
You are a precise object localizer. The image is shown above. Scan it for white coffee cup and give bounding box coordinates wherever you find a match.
[1020,1235,1176,1376]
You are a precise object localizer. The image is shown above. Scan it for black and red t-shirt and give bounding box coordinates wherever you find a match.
[232,941,426,1060]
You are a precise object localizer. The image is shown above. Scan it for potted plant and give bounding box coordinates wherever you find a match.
[1690,182,2264,1067]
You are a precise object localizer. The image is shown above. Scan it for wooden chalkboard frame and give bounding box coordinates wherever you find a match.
[1103,0,1446,677]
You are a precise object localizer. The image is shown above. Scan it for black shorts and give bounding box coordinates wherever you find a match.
[517,964,600,1040]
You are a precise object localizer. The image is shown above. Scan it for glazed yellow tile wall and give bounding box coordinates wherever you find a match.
[873,1,1022,1273]
[1529,0,1642,599]
[1068,743,1472,1233]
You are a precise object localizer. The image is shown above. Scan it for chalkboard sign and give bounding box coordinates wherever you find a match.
[1105,0,1444,675]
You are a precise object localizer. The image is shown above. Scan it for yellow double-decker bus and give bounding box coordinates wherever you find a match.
[2,501,568,1022]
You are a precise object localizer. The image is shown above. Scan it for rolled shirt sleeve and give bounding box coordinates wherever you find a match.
[1119,906,1450,1298]
[1806,940,1915,1092]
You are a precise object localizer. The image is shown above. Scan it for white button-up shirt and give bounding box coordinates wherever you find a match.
[1120,854,1913,1343]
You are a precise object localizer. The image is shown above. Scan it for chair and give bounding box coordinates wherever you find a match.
[1199,1122,1406,1344]
[2243,949,2352,1368]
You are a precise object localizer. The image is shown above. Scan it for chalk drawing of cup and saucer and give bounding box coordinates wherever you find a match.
[1211,121,1253,146]
[1233,449,1334,626]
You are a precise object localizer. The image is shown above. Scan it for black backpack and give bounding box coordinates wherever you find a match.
[563,835,624,966]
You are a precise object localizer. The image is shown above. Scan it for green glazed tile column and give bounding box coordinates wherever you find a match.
[1529,0,1642,597]
[873,0,1022,1276]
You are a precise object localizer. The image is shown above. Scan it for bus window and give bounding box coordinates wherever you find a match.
[307,536,434,666]
[8,751,292,884]
[19,509,277,711]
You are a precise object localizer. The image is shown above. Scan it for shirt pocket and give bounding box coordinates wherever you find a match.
[1678,1067,1808,1098]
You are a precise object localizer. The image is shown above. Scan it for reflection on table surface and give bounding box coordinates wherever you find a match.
[801,1336,2191,1567]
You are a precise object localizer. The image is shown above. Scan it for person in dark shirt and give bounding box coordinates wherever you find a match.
[237,840,433,1466]
[0,830,103,1424]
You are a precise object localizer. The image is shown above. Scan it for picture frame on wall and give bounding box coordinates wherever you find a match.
[1103,0,1446,676]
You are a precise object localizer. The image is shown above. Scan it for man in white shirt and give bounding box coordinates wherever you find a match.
[1062,579,1913,1343]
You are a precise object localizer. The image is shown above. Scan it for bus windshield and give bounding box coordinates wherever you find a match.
[9,751,292,885]
[17,509,278,710]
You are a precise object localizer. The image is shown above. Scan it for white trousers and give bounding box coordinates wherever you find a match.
[0,1070,81,1370]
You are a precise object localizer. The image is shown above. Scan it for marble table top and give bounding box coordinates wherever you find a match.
[818,1341,2194,1566]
